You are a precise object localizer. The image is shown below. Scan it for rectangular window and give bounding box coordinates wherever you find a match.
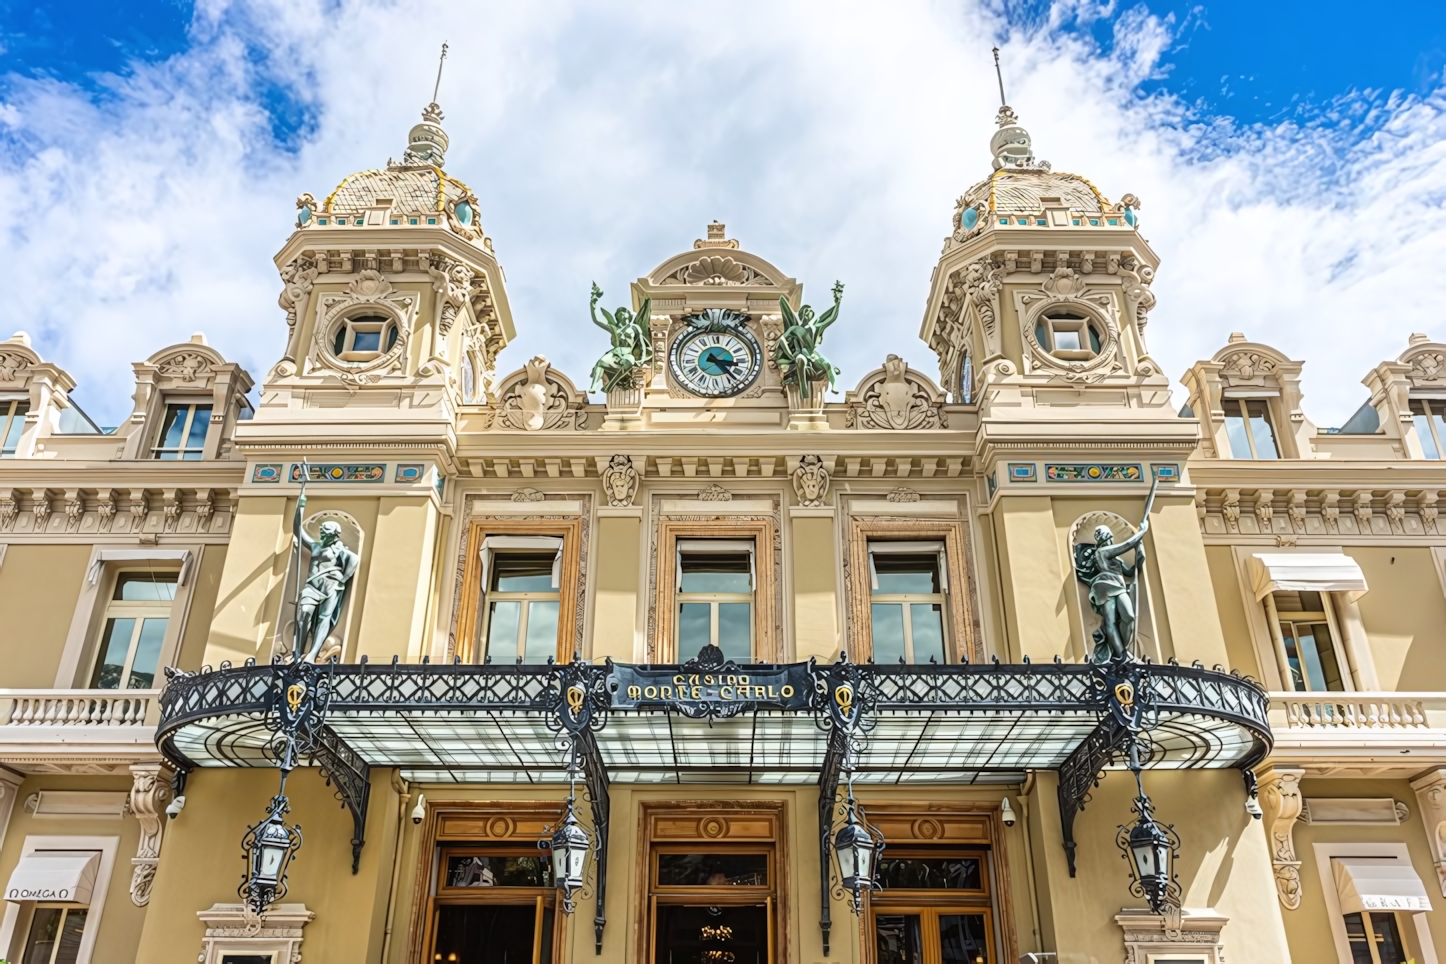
[152,402,211,460]
[1223,398,1279,459]
[676,540,755,663]
[1410,399,1446,459]
[90,571,177,689]
[1269,590,1345,692]
[868,543,949,665]
[479,541,562,664]
[1344,910,1408,964]
[0,398,29,457]
[23,905,88,964]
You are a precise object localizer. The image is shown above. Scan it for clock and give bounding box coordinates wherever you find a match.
[668,310,762,397]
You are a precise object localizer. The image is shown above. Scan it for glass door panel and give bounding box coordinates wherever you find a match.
[432,903,552,964]
[872,908,993,964]
[653,903,769,964]
[937,914,989,964]
[875,913,924,964]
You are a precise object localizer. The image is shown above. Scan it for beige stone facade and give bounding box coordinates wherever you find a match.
[0,96,1440,964]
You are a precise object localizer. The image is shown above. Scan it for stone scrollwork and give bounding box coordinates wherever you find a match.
[155,350,214,385]
[1411,769,1446,896]
[845,355,946,430]
[1259,766,1305,909]
[428,254,476,351]
[698,483,732,502]
[490,356,588,432]
[129,762,174,907]
[792,455,831,508]
[600,455,639,507]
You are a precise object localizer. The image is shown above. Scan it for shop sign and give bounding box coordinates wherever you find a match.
[608,662,814,715]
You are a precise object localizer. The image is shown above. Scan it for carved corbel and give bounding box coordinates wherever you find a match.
[96,489,116,533]
[1385,491,1406,534]
[162,489,182,533]
[1254,490,1274,530]
[31,489,52,532]
[64,488,84,532]
[277,255,319,365]
[195,489,214,529]
[1287,491,1307,533]
[1421,490,1440,535]
[1222,489,1241,533]
[1259,767,1305,909]
[130,489,150,529]
[1322,490,1341,534]
[0,488,15,531]
[791,455,832,507]
[1411,769,1446,897]
[128,762,174,906]
[1353,492,1374,532]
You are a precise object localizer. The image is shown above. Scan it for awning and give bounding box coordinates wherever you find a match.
[1250,553,1368,601]
[87,548,193,587]
[478,536,563,589]
[1332,857,1432,914]
[5,851,100,903]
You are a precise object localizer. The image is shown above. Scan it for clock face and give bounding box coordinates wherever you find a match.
[669,327,762,397]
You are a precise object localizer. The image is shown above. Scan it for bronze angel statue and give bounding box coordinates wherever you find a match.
[1072,479,1158,664]
[775,281,844,399]
[588,283,652,393]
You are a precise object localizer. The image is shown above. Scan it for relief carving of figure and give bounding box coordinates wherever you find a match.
[292,494,360,663]
[775,282,843,399]
[601,454,639,507]
[588,283,652,393]
[1072,481,1158,663]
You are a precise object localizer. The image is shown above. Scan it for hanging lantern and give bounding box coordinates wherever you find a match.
[834,797,886,914]
[240,793,302,915]
[1126,806,1174,914]
[550,799,591,914]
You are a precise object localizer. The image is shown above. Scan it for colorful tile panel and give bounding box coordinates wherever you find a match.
[290,463,387,483]
[252,464,283,483]
[1044,463,1144,482]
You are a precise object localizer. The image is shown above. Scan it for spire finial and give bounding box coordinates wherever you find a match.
[401,42,452,167]
[992,46,1007,108]
[431,42,449,105]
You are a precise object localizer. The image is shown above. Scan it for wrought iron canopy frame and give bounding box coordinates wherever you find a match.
[156,655,1269,953]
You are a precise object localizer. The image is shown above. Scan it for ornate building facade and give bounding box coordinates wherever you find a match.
[0,93,1439,964]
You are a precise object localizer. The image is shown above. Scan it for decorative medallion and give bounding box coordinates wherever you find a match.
[668,309,762,398]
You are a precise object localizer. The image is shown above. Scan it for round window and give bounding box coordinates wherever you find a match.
[1035,313,1102,358]
[333,314,399,361]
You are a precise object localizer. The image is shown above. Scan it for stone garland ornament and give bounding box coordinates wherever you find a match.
[588,284,652,394]
[600,455,639,508]
[1071,480,1158,663]
[775,283,843,399]
[792,455,831,508]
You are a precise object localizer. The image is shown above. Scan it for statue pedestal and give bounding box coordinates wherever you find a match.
[602,386,644,431]
[786,381,829,431]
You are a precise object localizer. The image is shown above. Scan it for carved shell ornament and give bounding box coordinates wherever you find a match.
[665,256,774,287]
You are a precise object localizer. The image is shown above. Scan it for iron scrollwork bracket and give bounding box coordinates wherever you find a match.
[312,723,370,874]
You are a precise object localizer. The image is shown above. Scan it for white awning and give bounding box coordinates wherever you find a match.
[87,548,193,587]
[1332,857,1432,915]
[5,851,100,903]
[868,541,949,592]
[1249,553,1368,601]
[479,537,563,589]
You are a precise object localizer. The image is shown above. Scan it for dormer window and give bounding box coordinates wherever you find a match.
[1223,398,1279,460]
[1034,313,1102,360]
[153,403,210,460]
[332,314,400,362]
[0,398,29,457]
[1410,399,1446,459]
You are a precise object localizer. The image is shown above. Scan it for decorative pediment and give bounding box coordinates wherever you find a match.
[489,356,588,431]
[1400,334,1446,388]
[660,255,775,287]
[845,355,946,430]
[146,343,229,389]
[0,335,41,390]
[1210,336,1294,390]
[644,234,791,293]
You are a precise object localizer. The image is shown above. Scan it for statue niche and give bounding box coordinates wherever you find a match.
[1070,481,1158,664]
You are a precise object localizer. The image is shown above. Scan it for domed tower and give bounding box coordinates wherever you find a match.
[265,98,514,412]
[918,102,1163,412]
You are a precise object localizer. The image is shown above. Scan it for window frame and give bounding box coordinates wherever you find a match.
[88,569,179,690]
[457,520,582,665]
[1034,312,1102,362]
[333,313,400,363]
[867,542,952,665]
[0,396,30,457]
[674,539,757,663]
[21,903,89,964]
[1312,842,1437,964]
[654,520,778,663]
[1222,396,1280,460]
[846,519,977,665]
[0,836,119,964]
[151,401,213,460]
[1409,397,1446,459]
[1262,590,1353,694]
[477,540,564,665]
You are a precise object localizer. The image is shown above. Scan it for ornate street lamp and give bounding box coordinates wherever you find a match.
[833,778,886,914]
[545,748,593,915]
[240,787,302,914]
[1116,741,1179,916]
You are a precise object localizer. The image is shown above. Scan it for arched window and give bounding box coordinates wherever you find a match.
[1034,312,1103,360]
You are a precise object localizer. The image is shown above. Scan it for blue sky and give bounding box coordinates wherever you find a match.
[2,0,1446,425]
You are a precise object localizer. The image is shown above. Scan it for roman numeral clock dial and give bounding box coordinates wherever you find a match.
[668,309,763,398]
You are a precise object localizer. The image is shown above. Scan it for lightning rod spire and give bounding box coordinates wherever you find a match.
[992,46,1007,108]
[431,42,449,105]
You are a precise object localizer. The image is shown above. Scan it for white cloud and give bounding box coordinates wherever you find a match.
[1,0,1443,425]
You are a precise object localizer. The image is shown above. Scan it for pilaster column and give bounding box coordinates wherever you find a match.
[129,762,175,907]
[1258,766,1305,909]
[1411,769,1446,897]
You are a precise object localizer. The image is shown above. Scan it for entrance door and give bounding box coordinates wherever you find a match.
[653,902,771,964]
[426,847,556,964]
[873,909,992,964]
